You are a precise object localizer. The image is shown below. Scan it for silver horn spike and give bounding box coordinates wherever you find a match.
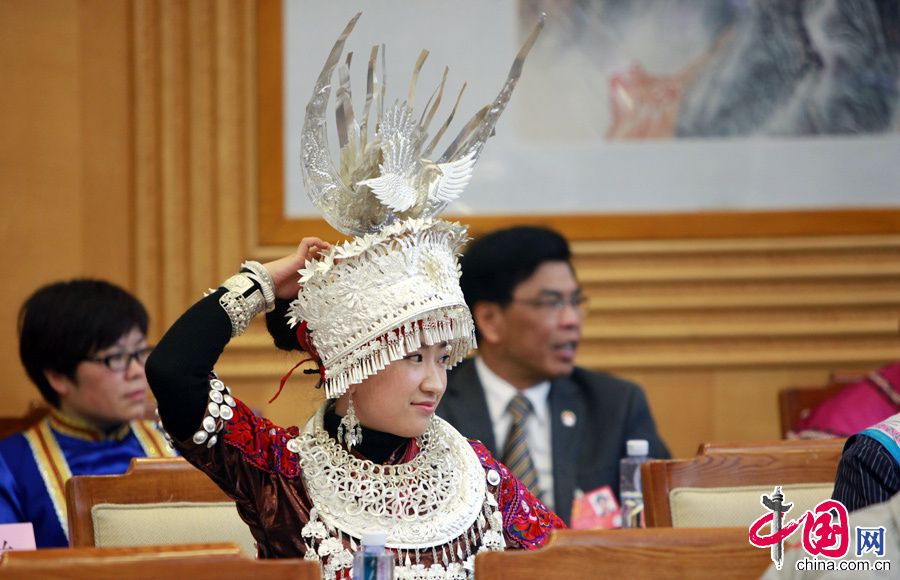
[299,12,544,235]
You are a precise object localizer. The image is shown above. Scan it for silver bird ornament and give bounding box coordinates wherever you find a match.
[300,12,545,236]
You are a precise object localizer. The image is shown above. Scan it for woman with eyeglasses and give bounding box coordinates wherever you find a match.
[0,279,176,548]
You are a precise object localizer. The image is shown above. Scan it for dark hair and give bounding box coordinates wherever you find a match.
[265,298,326,395]
[459,225,572,312]
[18,279,149,408]
[266,298,303,352]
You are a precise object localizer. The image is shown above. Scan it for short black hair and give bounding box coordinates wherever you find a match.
[18,279,149,408]
[459,225,572,312]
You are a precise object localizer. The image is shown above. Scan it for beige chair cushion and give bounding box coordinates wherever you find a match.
[91,501,257,557]
[669,483,835,528]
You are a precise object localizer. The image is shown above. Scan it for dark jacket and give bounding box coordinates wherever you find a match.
[437,358,670,525]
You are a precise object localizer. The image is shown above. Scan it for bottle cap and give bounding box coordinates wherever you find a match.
[626,439,649,457]
[361,530,387,546]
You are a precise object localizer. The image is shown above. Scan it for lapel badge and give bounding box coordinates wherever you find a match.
[561,410,577,427]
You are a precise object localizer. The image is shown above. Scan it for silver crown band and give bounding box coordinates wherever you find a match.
[287,219,476,399]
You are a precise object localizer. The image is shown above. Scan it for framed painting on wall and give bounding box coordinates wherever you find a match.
[257,0,900,244]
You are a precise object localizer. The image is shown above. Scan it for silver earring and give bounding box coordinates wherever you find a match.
[337,393,362,450]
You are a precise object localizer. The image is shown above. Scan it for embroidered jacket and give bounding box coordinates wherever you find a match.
[174,396,564,577]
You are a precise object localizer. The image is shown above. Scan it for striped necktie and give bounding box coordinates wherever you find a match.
[502,394,542,498]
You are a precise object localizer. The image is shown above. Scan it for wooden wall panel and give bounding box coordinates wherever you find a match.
[2,0,898,460]
[131,0,253,336]
[80,0,133,279]
[0,0,133,415]
[125,0,319,428]
[572,236,900,370]
[572,236,900,456]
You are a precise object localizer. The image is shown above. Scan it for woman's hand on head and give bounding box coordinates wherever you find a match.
[263,238,331,299]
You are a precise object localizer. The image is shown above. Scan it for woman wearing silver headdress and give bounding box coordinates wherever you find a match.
[146,12,562,580]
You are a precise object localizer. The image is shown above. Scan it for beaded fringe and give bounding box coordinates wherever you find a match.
[323,309,474,399]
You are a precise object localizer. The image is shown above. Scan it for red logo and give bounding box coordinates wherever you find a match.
[749,487,850,569]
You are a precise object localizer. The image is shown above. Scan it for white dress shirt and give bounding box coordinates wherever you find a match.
[474,356,554,509]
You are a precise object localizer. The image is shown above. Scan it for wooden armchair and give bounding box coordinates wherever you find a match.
[474,527,771,580]
[0,543,319,580]
[778,382,848,438]
[0,403,50,440]
[65,457,257,557]
[697,438,847,455]
[642,440,843,528]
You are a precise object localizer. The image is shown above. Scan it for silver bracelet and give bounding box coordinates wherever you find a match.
[219,274,266,337]
[241,261,276,312]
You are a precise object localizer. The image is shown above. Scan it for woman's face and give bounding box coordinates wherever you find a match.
[55,327,150,429]
[346,342,450,438]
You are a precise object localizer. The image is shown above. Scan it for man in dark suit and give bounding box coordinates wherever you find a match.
[437,225,670,525]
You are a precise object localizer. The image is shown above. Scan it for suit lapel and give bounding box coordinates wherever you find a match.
[549,375,583,524]
[441,359,498,454]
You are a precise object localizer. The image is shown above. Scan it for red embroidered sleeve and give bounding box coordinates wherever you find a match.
[220,399,303,478]
[468,440,566,549]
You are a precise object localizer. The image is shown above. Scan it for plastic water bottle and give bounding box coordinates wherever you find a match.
[619,439,649,528]
[352,530,394,580]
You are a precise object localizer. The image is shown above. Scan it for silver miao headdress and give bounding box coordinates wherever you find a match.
[288,12,544,399]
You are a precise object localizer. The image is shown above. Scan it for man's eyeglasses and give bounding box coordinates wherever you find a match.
[510,293,589,317]
[87,347,154,372]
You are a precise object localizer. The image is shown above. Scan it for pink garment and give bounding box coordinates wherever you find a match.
[790,363,900,438]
